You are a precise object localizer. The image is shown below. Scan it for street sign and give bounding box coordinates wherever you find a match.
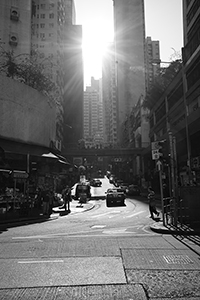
[152,149,160,160]
[156,160,162,171]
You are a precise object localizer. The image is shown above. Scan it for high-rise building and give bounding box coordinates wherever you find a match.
[83,78,103,148]
[102,43,118,146]
[113,0,146,142]
[145,37,160,91]
[31,0,83,152]
[62,24,84,151]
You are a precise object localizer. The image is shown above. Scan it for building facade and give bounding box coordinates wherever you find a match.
[145,0,200,189]
[0,0,32,55]
[113,0,146,142]
[31,0,83,152]
[145,37,160,91]
[83,78,103,148]
[102,43,118,147]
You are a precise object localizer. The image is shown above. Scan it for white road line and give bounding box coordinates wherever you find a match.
[123,210,145,218]
[18,260,64,264]
[90,211,119,218]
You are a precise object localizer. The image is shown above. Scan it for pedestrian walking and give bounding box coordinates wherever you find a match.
[148,187,159,219]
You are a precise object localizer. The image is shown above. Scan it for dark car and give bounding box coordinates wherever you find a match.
[105,188,126,206]
[74,183,91,202]
[126,184,140,196]
[90,179,102,187]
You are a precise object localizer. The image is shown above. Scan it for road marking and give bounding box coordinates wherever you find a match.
[91,225,106,229]
[18,260,64,264]
[90,211,119,218]
[123,210,145,218]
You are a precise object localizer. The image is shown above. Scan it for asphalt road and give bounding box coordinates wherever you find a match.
[0,177,200,299]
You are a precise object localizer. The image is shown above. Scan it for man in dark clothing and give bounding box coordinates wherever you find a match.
[148,187,159,219]
[61,186,71,212]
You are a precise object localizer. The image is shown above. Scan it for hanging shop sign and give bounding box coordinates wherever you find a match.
[13,171,29,179]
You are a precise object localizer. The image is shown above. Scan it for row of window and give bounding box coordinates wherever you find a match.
[33,23,54,28]
[37,33,54,38]
[36,4,55,10]
[37,13,54,19]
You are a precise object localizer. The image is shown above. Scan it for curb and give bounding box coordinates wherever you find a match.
[0,214,59,227]
[0,202,96,227]
[150,222,200,235]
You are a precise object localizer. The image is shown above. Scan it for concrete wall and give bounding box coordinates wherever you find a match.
[0,75,56,147]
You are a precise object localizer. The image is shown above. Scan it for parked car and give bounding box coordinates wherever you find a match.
[90,179,102,187]
[114,179,123,187]
[126,184,140,196]
[105,188,126,206]
[119,183,129,193]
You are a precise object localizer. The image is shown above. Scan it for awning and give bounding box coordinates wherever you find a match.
[42,152,58,159]
[42,152,71,165]
[0,137,51,157]
[0,137,71,165]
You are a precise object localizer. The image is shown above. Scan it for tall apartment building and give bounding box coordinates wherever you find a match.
[31,0,83,151]
[145,37,160,91]
[62,24,84,151]
[102,43,118,146]
[83,78,103,148]
[113,0,146,142]
[0,0,32,55]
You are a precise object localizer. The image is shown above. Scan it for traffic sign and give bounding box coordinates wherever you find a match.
[152,149,160,160]
[156,160,162,171]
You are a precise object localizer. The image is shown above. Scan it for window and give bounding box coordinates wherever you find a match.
[49,13,54,19]
[49,33,53,37]
[49,3,55,8]
[40,23,45,28]
[41,4,45,9]
[49,23,54,28]
[40,33,45,38]
[40,14,45,19]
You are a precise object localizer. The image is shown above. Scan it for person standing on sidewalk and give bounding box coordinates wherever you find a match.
[42,188,50,216]
[61,185,71,212]
[148,187,159,219]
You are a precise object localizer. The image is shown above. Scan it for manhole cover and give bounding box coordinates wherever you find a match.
[163,255,194,264]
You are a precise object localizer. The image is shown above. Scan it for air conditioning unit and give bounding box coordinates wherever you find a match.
[9,33,18,46]
[10,7,19,21]
[55,140,62,152]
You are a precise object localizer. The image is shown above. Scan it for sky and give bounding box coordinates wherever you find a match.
[74,0,183,87]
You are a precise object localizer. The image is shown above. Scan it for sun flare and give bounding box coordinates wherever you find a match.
[82,22,114,85]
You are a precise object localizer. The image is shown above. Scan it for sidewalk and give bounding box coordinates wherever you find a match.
[0,200,95,227]
[150,220,200,235]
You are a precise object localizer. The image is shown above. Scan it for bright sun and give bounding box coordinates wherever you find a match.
[82,22,113,86]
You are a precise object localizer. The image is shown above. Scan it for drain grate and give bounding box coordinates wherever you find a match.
[163,255,194,264]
